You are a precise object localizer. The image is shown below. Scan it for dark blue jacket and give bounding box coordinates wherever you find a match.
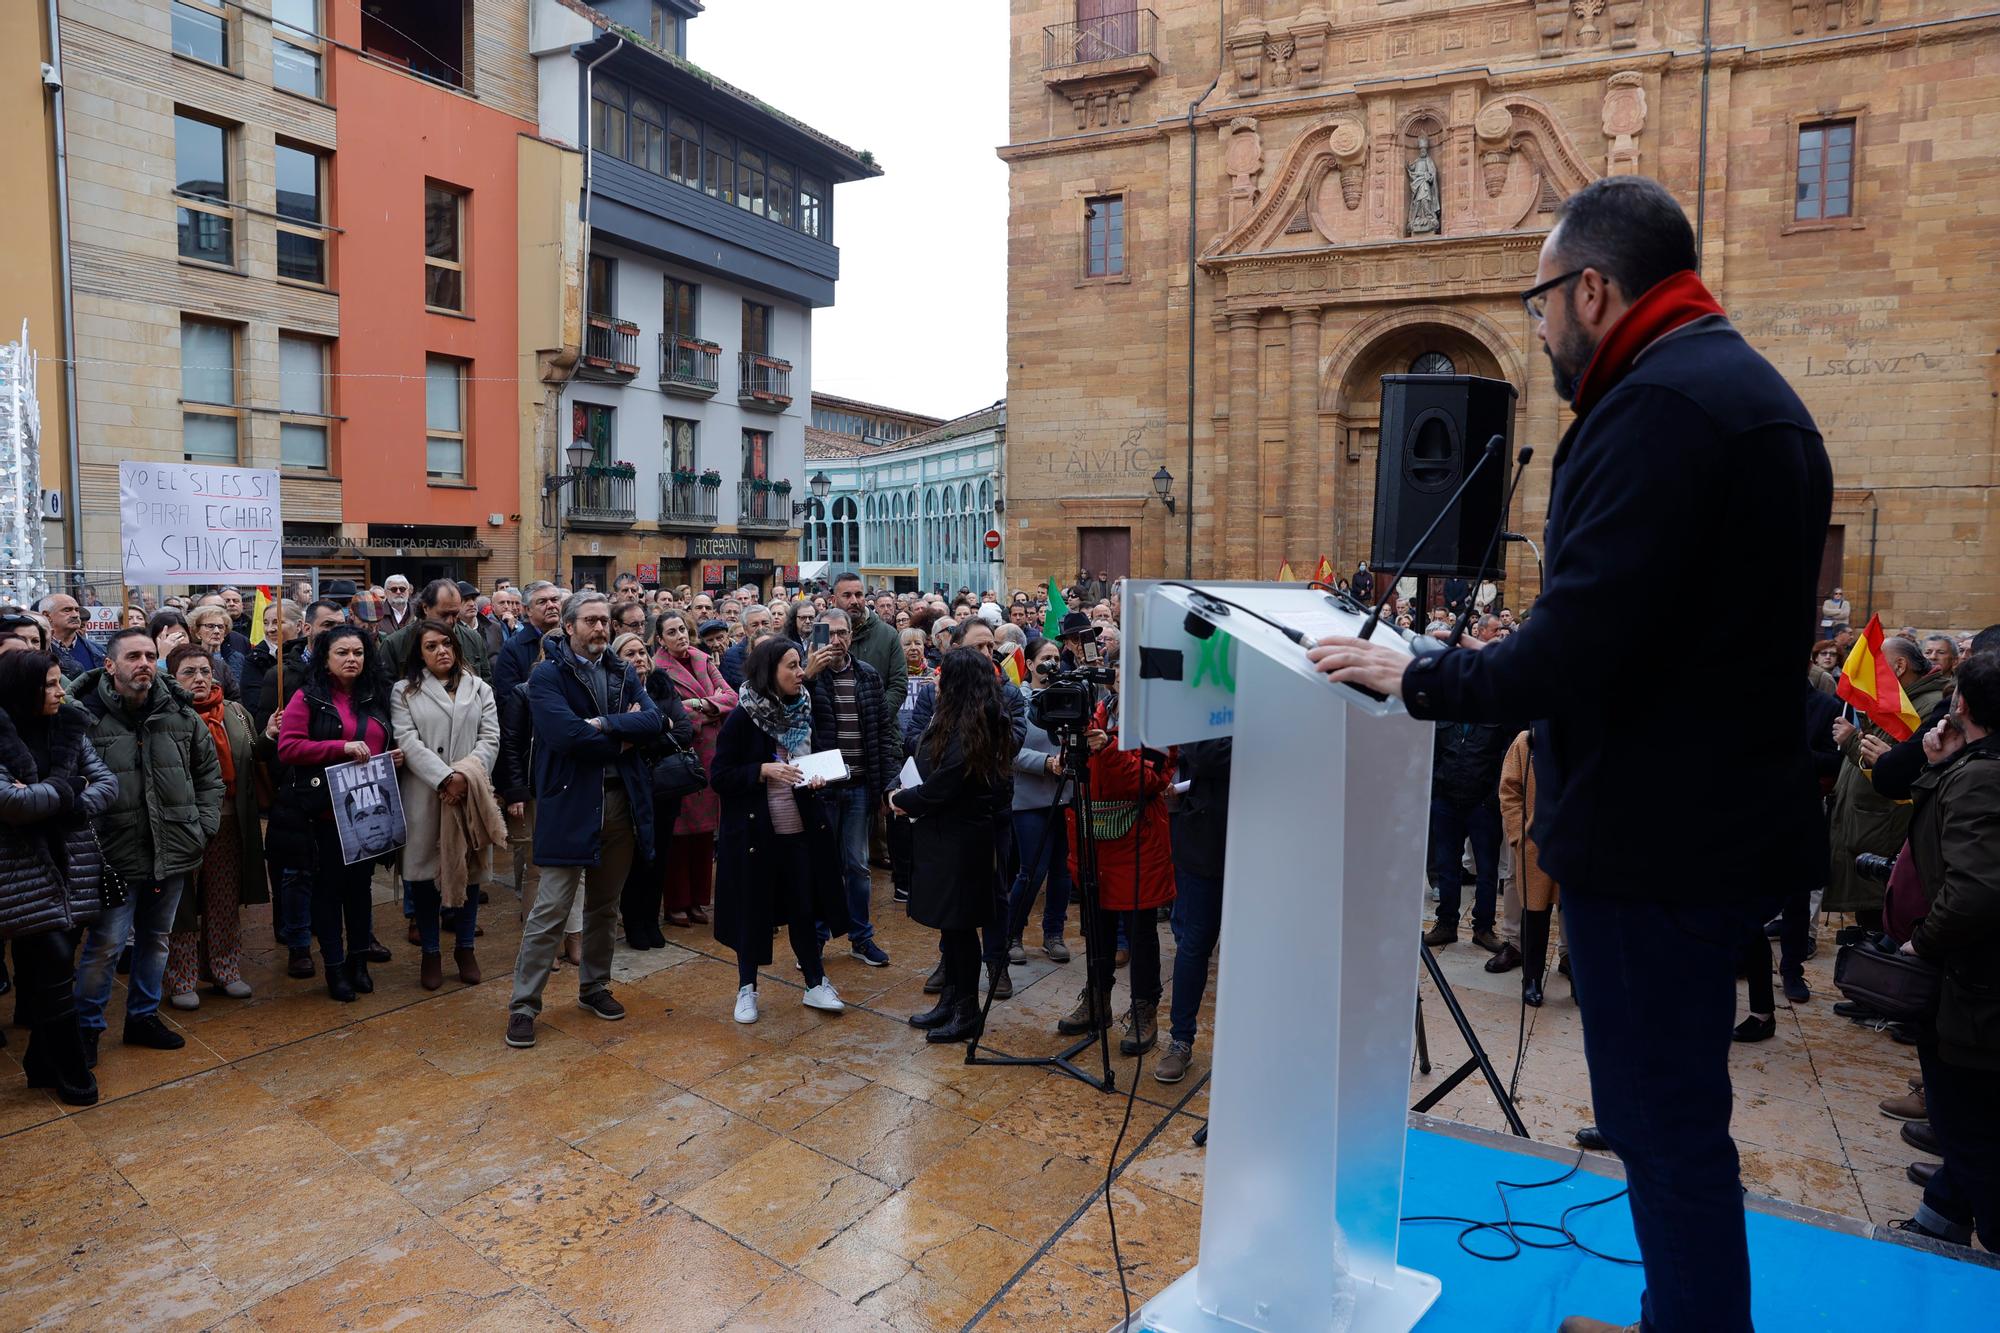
[53,632,105,678]
[1403,315,1832,902]
[719,640,750,690]
[526,631,662,867]
[492,623,547,699]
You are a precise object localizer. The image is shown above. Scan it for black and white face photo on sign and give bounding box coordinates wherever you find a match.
[330,752,407,864]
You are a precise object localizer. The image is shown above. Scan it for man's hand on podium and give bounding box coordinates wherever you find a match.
[1306,636,1414,700]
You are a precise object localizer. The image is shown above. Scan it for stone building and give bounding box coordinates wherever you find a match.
[1002,0,1999,627]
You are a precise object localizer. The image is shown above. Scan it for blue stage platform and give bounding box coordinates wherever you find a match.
[1397,1121,2000,1330]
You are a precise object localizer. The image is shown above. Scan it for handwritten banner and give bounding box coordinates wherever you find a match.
[119,461,282,585]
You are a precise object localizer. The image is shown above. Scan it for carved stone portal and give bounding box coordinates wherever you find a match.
[1601,73,1647,176]
[1407,136,1441,236]
[1221,118,1264,228]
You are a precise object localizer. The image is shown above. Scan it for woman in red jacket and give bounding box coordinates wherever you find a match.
[1059,647,1175,1054]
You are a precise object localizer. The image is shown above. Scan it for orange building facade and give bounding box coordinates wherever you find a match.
[322,3,538,589]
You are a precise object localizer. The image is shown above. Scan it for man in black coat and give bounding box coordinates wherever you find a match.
[1424,720,1515,952]
[492,582,566,698]
[802,608,900,967]
[1309,176,1831,1333]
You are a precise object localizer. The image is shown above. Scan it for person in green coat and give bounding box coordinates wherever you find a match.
[1824,637,1949,926]
[377,579,490,684]
[67,629,224,1059]
[162,645,270,1010]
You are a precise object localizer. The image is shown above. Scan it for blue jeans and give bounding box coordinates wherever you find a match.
[275,864,313,948]
[75,873,188,1033]
[1427,795,1500,932]
[409,880,478,952]
[1564,890,1755,1333]
[1169,867,1223,1046]
[824,783,875,947]
[1007,806,1073,941]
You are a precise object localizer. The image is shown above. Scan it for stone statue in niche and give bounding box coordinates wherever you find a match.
[1407,135,1441,235]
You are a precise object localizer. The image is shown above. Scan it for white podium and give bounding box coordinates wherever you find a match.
[1118,581,1440,1333]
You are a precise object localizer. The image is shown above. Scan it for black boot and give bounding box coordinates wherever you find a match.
[326,958,356,1003]
[347,956,374,995]
[909,985,959,1030]
[1520,908,1552,1009]
[927,994,984,1044]
[22,981,97,1107]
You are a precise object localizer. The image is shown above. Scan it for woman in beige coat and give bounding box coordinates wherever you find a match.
[1497,728,1565,1007]
[391,621,501,990]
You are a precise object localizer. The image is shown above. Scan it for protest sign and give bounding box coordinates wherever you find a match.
[118,461,282,585]
[329,752,407,865]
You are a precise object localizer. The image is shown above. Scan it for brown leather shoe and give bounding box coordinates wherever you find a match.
[1879,1089,1926,1121]
[454,947,482,985]
[1422,921,1458,948]
[1471,928,1505,953]
[1484,942,1524,973]
[687,905,710,924]
[419,951,443,991]
[406,919,422,946]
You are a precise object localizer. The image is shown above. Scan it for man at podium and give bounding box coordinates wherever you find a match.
[1308,176,1832,1333]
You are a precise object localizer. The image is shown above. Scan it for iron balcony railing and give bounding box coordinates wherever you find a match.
[737,351,793,410]
[737,479,791,529]
[659,476,720,529]
[565,468,637,526]
[1044,8,1155,69]
[660,334,721,396]
[581,314,640,380]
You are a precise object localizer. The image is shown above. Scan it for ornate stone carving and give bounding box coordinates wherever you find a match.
[1266,37,1296,88]
[1330,122,1367,211]
[1572,0,1607,45]
[1601,73,1647,176]
[1475,103,1514,198]
[1792,0,1879,33]
[1292,8,1331,88]
[1407,136,1441,236]
[1537,0,1645,56]
[1070,82,1139,130]
[1221,118,1265,228]
[1227,19,1269,98]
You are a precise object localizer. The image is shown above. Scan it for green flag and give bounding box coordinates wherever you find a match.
[1043,578,1069,639]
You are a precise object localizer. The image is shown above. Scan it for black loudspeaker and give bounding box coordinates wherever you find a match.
[1370,374,1517,579]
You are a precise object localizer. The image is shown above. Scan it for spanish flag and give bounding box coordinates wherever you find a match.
[1314,555,1335,584]
[1276,560,1297,582]
[248,586,272,646]
[1835,615,1922,741]
[1002,644,1028,687]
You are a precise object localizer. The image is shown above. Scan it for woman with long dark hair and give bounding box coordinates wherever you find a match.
[710,636,848,1024]
[274,624,401,1001]
[891,648,1014,1044]
[0,651,116,1104]
[390,621,501,990]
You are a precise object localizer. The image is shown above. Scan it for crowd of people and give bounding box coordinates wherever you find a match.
[5,563,1996,1264]
[0,567,1237,1107]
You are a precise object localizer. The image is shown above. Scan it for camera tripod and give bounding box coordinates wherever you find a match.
[1411,940,1530,1136]
[963,727,1118,1094]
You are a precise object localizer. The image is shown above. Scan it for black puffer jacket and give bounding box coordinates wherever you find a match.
[805,657,899,798]
[0,704,119,938]
[1431,720,1516,807]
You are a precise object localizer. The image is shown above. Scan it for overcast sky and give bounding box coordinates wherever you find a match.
[690,1,1008,421]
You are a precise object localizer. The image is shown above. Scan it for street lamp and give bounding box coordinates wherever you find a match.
[794,470,830,519]
[1152,465,1176,516]
[544,438,597,583]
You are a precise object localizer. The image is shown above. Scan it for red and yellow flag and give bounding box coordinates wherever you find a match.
[248,586,272,645]
[1835,614,1922,741]
[1276,560,1297,582]
[1314,555,1335,584]
[1002,644,1028,687]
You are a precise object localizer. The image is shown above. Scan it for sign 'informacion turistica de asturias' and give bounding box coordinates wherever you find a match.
[118,461,283,585]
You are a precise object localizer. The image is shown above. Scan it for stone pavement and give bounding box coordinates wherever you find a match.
[0,866,1938,1330]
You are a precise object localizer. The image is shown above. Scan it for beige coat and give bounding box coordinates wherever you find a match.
[437,757,509,907]
[1497,730,1559,912]
[390,672,500,885]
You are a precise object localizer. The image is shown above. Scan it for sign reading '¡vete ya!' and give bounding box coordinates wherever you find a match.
[118,462,283,585]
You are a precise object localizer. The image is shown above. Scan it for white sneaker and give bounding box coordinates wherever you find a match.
[220,979,252,999]
[802,981,845,1013]
[168,991,200,1011]
[733,984,759,1024]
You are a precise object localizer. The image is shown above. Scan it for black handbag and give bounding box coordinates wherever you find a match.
[1834,936,1942,1022]
[651,742,707,800]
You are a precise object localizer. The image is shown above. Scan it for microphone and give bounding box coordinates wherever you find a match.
[1357,434,1506,642]
[1446,446,1535,648]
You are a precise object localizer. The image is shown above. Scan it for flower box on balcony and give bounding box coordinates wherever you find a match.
[773,480,792,493]
[751,355,790,370]
[671,470,702,486]
[699,470,723,487]
[583,462,637,479]
[750,478,775,493]
[677,336,722,353]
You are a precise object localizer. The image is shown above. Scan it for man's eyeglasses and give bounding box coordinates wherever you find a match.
[1520,269,1585,323]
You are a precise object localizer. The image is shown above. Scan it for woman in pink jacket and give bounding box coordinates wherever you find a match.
[653,610,736,927]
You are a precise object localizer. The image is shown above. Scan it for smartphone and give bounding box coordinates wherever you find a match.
[1081,638,1102,666]
[811,622,832,650]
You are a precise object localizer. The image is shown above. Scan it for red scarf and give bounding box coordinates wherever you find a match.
[1571,269,1725,417]
[194,691,236,795]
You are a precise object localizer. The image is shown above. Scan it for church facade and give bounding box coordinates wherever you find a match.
[1001,0,1999,628]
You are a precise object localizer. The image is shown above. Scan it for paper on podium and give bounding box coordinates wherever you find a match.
[790,750,849,787]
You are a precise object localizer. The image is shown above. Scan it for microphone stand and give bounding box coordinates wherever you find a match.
[1357,433,1506,641]
[1445,446,1535,647]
